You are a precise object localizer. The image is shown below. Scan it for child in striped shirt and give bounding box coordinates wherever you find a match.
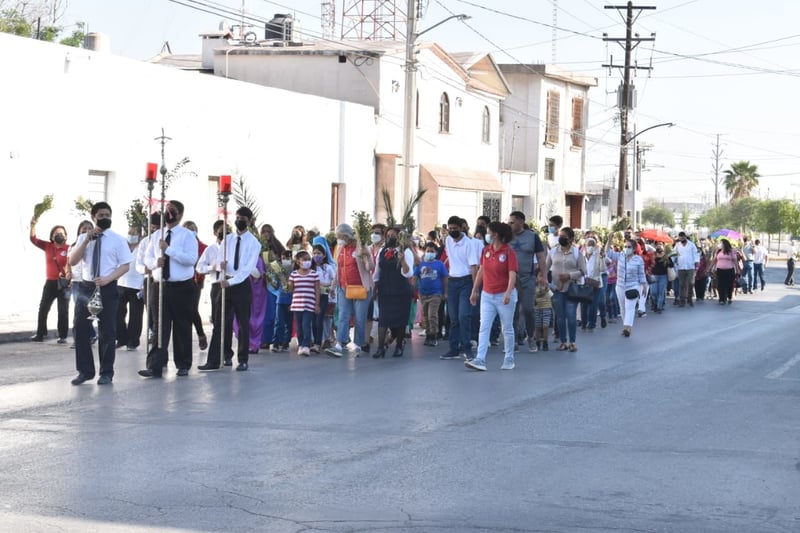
[289,250,320,356]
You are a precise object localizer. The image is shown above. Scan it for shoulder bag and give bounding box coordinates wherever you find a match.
[342,248,367,300]
[566,282,593,304]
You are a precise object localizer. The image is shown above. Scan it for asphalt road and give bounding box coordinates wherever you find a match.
[1,267,798,532]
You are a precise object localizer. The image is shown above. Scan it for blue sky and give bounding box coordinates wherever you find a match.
[62,0,800,204]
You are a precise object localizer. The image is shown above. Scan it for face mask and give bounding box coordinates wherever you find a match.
[624,247,634,256]
[717,243,723,250]
[585,246,594,254]
[484,234,493,244]
[337,239,347,248]
[449,229,461,239]
[386,237,398,247]
[216,231,224,242]
[548,226,556,235]
[313,255,324,264]
[423,252,435,261]
[281,260,292,268]
[127,235,140,244]
[53,234,66,244]
[681,238,687,244]
[558,236,569,247]
[301,260,312,269]
[165,210,177,224]
[96,218,112,230]
[371,233,382,244]
[235,220,248,231]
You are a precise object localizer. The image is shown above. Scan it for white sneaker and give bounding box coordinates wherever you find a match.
[500,359,515,370]
[527,337,538,353]
[465,359,487,371]
[299,347,310,356]
[325,343,343,358]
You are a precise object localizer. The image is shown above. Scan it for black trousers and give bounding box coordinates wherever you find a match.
[191,279,206,337]
[36,279,69,339]
[147,280,195,371]
[74,281,119,378]
[716,268,736,303]
[117,286,144,348]
[786,258,795,285]
[207,281,252,366]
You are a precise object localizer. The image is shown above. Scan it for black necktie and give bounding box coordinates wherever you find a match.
[92,233,103,278]
[234,236,241,271]
[163,229,172,281]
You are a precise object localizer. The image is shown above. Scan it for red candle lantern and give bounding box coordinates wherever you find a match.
[219,175,232,193]
[145,162,158,182]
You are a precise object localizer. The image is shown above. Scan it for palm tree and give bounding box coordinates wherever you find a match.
[724,161,760,201]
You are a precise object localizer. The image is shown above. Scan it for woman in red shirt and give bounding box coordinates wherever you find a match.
[466,222,518,372]
[29,217,70,343]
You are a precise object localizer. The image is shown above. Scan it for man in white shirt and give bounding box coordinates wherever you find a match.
[139,200,198,378]
[135,213,161,341]
[784,241,795,286]
[674,231,700,307]
[116,224,145,351]
[752,239,768,290]
[199,207,261,371]
[68,202,133,385]
[196,220,226,339]
[440,215,481,360]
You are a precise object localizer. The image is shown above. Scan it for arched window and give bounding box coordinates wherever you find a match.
[439,92,450,133]
[481,106,491,143]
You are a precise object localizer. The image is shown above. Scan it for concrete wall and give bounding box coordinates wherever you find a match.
[1,33,376,321]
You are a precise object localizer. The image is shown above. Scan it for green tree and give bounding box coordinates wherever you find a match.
[695,205,731,231]
[724,160,760,201]
[756,200,784,235]
[728,196,760,233]
[1,1,70,42]
[59,21,85,47]
[641,204,674,227]
[680,207,690,228]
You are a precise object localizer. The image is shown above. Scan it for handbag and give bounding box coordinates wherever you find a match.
[57,277,70,291]
[667,266,677,282]
[345,285,367,300]
[566,282,593,303]
[625,288,640,300]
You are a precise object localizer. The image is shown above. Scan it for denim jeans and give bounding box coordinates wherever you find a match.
[447,276,474,356]
[551,290,577,343]
[652,274,668,310]
[273,303,292,346]
[579,286,602,328]
[605,281,620,318]
[294,310,314,348]
[741,260,753,292]
[336,286,371,347]
[475,290,517,363]
[753,263,765,290]
[313,293,329,345]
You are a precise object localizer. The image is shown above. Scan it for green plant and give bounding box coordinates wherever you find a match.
[352,210,373,245]
[124,198,148,231]
[74,196,93,216]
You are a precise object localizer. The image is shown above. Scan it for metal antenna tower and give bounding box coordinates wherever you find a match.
[551,0,557,63]
[321,1,336,40]
[340,0,407,40]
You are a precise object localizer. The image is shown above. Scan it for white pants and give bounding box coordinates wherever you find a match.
[617,285,640,328]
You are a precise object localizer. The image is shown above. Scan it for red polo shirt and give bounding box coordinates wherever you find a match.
[480,243,518,294]
[31,237,69,280]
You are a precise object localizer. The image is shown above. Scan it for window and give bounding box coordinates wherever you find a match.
[87,170,108,202]
[482,192,501,222]
[544,90,560,146]
[439,92,450,133]
[481,106,491,143]
[544,158,555,181]
[571,97,584,147]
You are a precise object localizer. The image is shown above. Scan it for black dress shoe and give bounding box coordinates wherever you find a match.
[223,359,233,367]
[71,373,94,385]
[30,335,44,342]
[97,375,112,385]
[176,369,189,377]
[235,363,248,371]
[392,344,405,357]
[137,369,162,378]
[373,347,386,359]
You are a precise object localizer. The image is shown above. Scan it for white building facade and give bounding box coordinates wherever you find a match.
[2,32,376,321]
[499,64,597,229]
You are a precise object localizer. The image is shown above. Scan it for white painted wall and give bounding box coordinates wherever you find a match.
[1,33,376,321]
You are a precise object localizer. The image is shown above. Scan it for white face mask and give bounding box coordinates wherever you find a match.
[585,246,595,255]
[336,239,347,248]
[300,260,312,269]
[281,260,292,268]
[624,247,634,257]
[127,235,140,244]
[371,233,382,244]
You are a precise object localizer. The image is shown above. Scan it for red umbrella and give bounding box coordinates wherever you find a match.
[639,228,673,243]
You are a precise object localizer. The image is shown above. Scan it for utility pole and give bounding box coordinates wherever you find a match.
[603,1,655,222]
[401,0,419,220]
[711,133,724,206]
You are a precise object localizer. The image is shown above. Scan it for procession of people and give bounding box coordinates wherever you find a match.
[28,200,798,384]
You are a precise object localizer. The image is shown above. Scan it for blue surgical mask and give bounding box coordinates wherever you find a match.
[484,234,493,244]
[548,226,556,235]
[423,252,435,261]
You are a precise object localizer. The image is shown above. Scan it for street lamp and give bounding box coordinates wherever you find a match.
[617,121,674,229]
[400,6,470,223]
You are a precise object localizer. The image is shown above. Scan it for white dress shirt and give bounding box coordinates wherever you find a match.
[145,225,198,282]
[196,241,223,283]
[118,243,144,289]
[674,241,700,270]
[75,230,134,282]
[445,235,481,277]
[220,230,261,287]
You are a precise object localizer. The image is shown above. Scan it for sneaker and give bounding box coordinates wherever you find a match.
[462,350,475,361]
[527,337,538,353]
[541,341,549,351]
[310,344,320,354]
[490,340,500,347]
[326,343,343,358]
[57,338,67,344]
[500,359,515,370]
[430,339,438,347]
[600,317,607,328]
[440,351,461,360]
[271,344,282,353]
[299,346,310,356]
[465,358,487,371]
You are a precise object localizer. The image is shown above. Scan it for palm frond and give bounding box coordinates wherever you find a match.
[163,157,196,190]
[381,187,396,228]
[232,175,261,232]
[400,188,427,233]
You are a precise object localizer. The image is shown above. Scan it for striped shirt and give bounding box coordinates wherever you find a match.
[289,269,319,312]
